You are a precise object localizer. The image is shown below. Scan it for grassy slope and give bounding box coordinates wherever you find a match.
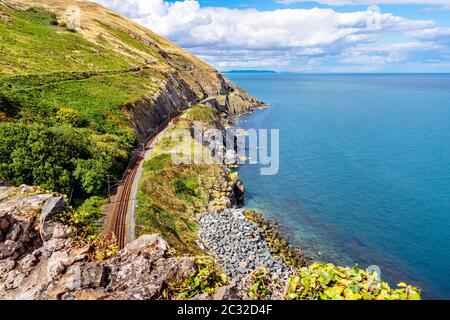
[0,0,225,213]
[0,4,162,131]
[136,105,227,254]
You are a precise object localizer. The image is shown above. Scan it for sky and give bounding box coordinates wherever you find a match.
[92,0,450,72]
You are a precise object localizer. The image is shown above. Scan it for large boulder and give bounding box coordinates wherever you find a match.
[48,262,106,300]
[126,234,169,259]
[39,196,68,240]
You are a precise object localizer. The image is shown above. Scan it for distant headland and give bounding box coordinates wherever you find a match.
[224,70,277,74]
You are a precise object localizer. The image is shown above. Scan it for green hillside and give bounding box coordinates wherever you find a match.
[0,1,233,207]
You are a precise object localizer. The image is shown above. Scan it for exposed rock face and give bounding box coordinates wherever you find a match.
[207,172,245,213]
[128,72,263,143]
[0,186,202,300]
[39,196,68,241]
[105,241,196,300]
[0,186,52,260]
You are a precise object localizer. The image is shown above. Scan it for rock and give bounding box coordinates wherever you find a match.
[163,257,196,283]
[47,251,71,280]
[126,234,169,259]
[0,214,11,234]
[48,262,106,300]
[191,293,212,300]
[73,288,109,301]
[40,196,68,241]
[213,283,241,300]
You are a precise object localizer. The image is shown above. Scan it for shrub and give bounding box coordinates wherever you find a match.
[162,257,228,300]
[246,268,271,300]
[286,263,421,300]
[19,7,58,26]
[56,107,88,127]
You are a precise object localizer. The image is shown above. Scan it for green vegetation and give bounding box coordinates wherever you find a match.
[247,268,271,300]
[57,196,106,239]
[136,106,228,253]
[143,154,171,172]
[184,105,219,125]
[173,176,199,199]
[0,123,132,196]
[286,263,421,300]
[16,7,58,26]
[55,107,89,127]
[136,162,220,254]
[162,257,228,300]
[0,6,161,207]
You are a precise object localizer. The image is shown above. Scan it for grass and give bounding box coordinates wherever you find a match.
[136,107,229,254]
[0,5,232,251]
[136,162,213,254]
[0,5,161,133]
[184,105,219,125]
[0,6,163,201]
[0,7,135,73]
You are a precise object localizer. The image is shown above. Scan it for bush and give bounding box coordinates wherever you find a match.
[286,263,421,300]
[56,108,88,127]
[185,105,218,124]
[0,123,132,197]
[246,268,271,300]
[77,196,106,220]
[19,7,58,26]
[162,258,228,300]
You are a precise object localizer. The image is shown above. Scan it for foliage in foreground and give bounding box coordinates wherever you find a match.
[286,263,421,300]
[56,201,119,261]
[0,123,133,198]
[57,198,106,239]
[246,268,271,300]
[162,257,228,300]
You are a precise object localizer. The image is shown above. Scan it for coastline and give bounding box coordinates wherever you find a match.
[194,105,312,297]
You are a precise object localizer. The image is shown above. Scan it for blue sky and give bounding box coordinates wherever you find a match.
[95,0,450,72]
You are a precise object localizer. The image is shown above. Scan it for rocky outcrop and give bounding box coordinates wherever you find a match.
[39,196,68,241]
[128,72,264,143]
[206,172,244,213]
[0,186,208,300]
[0,186,52,260]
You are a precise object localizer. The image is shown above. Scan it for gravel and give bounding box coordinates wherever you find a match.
[199,209,292,284]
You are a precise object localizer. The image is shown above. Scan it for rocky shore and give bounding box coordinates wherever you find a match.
[198,209,293,292]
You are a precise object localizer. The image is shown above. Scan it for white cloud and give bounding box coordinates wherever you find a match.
[93,0,434,50]
[339,41,442,65]
[92,0,447,71]
[407,27,450,42]
[277,0,450,5]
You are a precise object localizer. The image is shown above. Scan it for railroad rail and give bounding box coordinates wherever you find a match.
[103,113,179,248]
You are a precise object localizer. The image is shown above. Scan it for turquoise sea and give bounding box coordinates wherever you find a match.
[227,73,450,299]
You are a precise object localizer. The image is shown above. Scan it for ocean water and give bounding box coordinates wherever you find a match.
[226,73,450,299]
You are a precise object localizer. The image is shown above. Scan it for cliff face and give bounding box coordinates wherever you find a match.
[0,186,192,300]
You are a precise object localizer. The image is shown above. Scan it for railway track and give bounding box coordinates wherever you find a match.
[103,114,178,248]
